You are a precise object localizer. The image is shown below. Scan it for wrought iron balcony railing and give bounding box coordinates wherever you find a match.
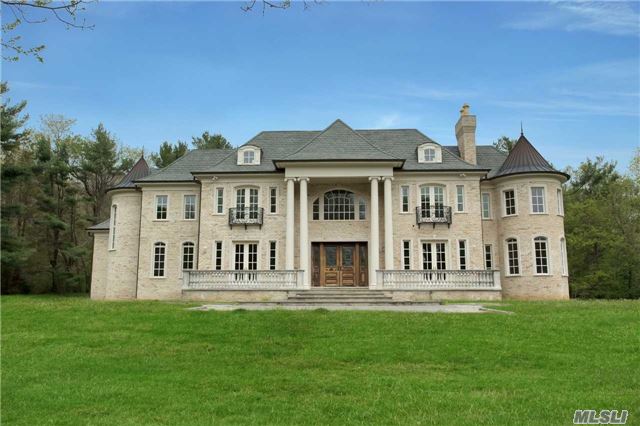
[416,205,452,228]
[229,207,264,229]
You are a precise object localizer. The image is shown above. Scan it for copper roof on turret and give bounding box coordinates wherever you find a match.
[108,156,151,191]
[488,133,569,180]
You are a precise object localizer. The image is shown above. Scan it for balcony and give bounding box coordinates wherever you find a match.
[416,205,452,228]
[377,270,501,290]
[229,207,264,229]
[183,270,304,290]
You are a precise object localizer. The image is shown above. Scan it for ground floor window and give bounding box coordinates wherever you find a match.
[458,240,467,270]
[506,238,520,275]
[484,244,493,269]
[182,242,195,270]
[534,236,549,274]
[269,241,277,270]
[153,242,166,277]
[234,242,258,280]
[214,241,222,270]
[422,242,446,270]
[402,240,411,270]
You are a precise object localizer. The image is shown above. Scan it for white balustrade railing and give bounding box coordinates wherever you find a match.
[183,270,304,290]
[377,270,501,290]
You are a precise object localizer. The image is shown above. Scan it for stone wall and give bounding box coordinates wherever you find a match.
[90,232,108,299]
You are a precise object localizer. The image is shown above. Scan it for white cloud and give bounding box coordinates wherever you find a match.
[373,113,402,129]
[506,1,640,37]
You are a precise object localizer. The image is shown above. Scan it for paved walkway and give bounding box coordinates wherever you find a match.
[189,303,512,314]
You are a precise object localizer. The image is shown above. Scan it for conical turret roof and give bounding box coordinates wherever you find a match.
[490,134,568,180]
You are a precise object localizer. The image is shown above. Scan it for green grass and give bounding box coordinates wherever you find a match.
[2,296,639,425]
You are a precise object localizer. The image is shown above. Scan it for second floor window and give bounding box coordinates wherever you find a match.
[504,190,516,216]
[324,190,355,220]
[312,198,319,220]
[109,205,117,250]
[269,187,277,214]
[531,187,546,213]
[456,185,465,212]
[156,195,168,220]
[215,188,224,214]
[235,188,259,219]
[400,186,409,212]
[420,185,445,218]
[557,188,564,215]
[184,195,196,220]
[358,198,366,220]
[481,193,491,219]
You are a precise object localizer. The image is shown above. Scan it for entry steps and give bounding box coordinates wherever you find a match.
[283,287,441,305]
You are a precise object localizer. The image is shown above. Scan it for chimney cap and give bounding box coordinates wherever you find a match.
[460,104,470,116]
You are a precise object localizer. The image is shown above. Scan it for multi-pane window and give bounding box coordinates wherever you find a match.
[534,236,549,274]
[312,198,319,220]
[424,148,436,162]
[560,237,568,276]
[184,195,196,220]
[235,188,259,219]
[420,186,445,219]
[506,238,520,275]
[358,198,366,220]
[153,242,166,277]
[458,240,467,270]
[484,244,493,270]
[531,187,546,213]
[243,150,255,164]
[215,188,224,214]
[481,192,491,219]
[156,195,168,220]
[422,242,446,270]
[234,244,245,271]
[504,190,516,216]
[214,241,222,270]
[269,187,277,214]
[557,188,564,215]
[234,243,258,271]
[269,241,277,270]
[109,205,117,250]
[182,242,195,270]
[324,190,355,220]
[456,185,465,212]
[400,186,410,213]
[402,240,411,270]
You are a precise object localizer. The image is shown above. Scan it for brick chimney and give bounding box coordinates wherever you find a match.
[455,104,477,165]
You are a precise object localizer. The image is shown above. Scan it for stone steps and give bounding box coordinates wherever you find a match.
[280,287,440,306]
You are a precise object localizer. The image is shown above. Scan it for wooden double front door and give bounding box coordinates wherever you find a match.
[311,242,368,287]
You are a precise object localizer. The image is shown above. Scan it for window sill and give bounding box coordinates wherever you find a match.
[399,211,412,215]
[181,218,197,221]
[505,274,521,277]
[482,217,493,221]
[534,273,551,276]
[530,212,548,216]
[108,248,116,252]
[153,219,169,222]
[502,214,518,218]
[150,276,167,279]
[454,211,467,214]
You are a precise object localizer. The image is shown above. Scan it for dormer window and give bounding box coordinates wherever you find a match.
[237,145,261,165]
[417,143,442,164]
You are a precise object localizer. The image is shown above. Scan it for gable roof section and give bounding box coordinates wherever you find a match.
[280,119,399,162]
[109,156,151,190]
[490,134,568,180]
[138,149,235,182]
[446,145,508,177]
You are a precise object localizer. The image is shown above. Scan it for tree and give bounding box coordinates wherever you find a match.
[150,141,188,168]
[1,0,94,62]
[1,82,29,154]
[191,131,232,150]
[493,136,518,154]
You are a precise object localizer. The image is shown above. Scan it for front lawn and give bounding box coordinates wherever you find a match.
[1,296,638,425]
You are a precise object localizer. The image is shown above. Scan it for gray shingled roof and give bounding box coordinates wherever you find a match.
[281,119,400,162]
[109,156,151,190]
[489,134,568,180]
[445,145,508,178]
[135,119,514,182]
[87,218,109,232]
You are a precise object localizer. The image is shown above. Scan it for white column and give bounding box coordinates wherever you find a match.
[383,177,394,270]
[285,177,295,270]
[369,177,380,287]
[299,177,309,288]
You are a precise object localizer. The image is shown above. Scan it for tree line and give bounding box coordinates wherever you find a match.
[2,86,638,298]
[1,82,230,294]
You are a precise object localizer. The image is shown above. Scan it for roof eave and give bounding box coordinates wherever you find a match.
[486,170,570,182]
[273,159,405,169]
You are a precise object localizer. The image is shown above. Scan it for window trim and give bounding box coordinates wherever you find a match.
[484,244,493,270]
[532,236,551,276]
[556,188,565,216]
[399,185,411,214]
[417,184,448,213]
[109,204,117,251]
[457,239,468,270]
[151,241,168,279]
[401,239,412,270]
[502,188,517,217]
[154,194,169,221]
[181,241,196,275]
[213,187,224,215]
[183,194,197,221]
[269,240,277,270]
[322,189,357,221]
[529,186,547,215]
[455,185,466,213]
[237,146,261,166]
[504,237,521,277]
[417,143,442,164]
[481,192,492,220]
[268,187,278,215]
[213,240,223,270]
[233,241,260,271]
[420,240,449,271]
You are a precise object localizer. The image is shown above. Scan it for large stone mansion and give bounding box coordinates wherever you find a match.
[88,105,570,301]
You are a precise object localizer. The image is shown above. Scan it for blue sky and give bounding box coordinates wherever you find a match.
[3,1,639,170]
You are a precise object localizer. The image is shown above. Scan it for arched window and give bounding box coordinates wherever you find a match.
[153,242,166,277]
[533,236,549,275]
[182,242,195,270]
[324,190,355,220]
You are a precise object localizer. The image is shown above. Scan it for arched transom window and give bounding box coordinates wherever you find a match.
[323,190,355,220]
